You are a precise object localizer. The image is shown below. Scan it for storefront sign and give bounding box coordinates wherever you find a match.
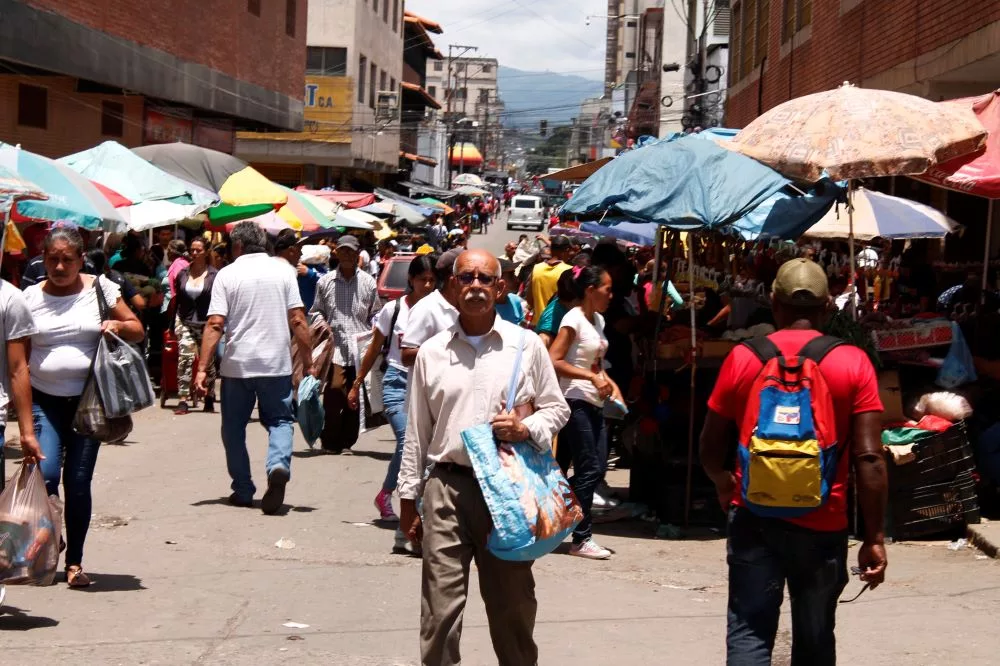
[144,108,193,144]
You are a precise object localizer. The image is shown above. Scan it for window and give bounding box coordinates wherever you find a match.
[17,83,47,129]
[625,51,636,59]
[358,55,367,104]
[379,70,387,93]
[457,88,467,100]
[248,0,260,16]
[730,3,742,79]
[369,62,378,108]
[285,0,296,37]
[740,0,756,80]
[734,0,768,81]
[428,85,437,98]
[783,0,812,42]
[101,101,124,137]
[479,88,490,103]
[307,47,347,76]
[392,0,399,31]
[481,64,492,74]
[390,77,396,93]
[383,0,389,22]
[757,0,769,64]
[433,61,443,72]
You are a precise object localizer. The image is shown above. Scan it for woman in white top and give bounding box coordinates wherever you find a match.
[24,226,144,588]
[348,254,437,524]
[549,265,622,561]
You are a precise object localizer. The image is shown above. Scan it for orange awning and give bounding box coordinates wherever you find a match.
[449,143,483,168]
[400,151,439,167]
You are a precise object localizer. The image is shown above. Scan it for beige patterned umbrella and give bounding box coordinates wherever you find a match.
[729,82,988,182]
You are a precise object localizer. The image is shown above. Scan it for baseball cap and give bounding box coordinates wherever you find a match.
[335,234,360,252]
[772,258,830,306]
[437,247,463,272]
[550,235,572,250]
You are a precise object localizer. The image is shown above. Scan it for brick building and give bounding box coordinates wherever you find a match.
[725,0,1000,127]
[0,0,306,157]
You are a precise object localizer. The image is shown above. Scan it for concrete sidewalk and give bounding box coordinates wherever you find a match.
[1,406,999,664]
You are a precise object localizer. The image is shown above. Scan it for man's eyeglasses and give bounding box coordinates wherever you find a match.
[455,272,499,286]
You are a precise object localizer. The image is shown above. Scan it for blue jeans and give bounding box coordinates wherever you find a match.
[220,376,295,501]
[726,507,849,666]
[32,390,101,567]
[561,399,608,544]
[381,365,408,492]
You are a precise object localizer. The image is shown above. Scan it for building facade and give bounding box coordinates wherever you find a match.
[236,0,405,188]
[725,0,1000,127]
[400,11,445,186]
[0,0,306,157]
[426,56,505,176]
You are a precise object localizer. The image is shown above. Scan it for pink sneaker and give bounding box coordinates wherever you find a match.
[375,489,399,522]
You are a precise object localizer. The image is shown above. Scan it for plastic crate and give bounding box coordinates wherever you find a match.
[889,422,975,488]
[890,471,980,540]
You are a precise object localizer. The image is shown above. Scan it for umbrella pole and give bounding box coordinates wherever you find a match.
[848,182,857,319]
[684,233,697,530]
[983,199,996,304]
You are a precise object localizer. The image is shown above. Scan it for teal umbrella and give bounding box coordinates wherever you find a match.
[0,142,125,230]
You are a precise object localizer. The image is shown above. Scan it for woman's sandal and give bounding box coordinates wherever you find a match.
[66,566,91,588]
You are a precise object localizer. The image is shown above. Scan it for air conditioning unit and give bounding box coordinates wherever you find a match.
[376,91,399,120]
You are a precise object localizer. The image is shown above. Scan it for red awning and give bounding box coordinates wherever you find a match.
[294,187,375,209]
[915,89,1000,198]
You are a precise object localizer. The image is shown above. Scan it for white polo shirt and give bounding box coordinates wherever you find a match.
[208,253,303,378]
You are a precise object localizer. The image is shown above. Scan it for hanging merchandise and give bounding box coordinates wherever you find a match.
[936,323,978,389]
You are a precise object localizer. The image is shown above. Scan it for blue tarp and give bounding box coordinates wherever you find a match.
[561,134,790,230]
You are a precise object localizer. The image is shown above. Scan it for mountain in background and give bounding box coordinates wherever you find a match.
[497,65,604,130]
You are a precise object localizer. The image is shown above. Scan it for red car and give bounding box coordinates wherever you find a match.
[377,254,417,301]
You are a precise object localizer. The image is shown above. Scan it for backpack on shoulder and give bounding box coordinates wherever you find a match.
[737,336,843,518]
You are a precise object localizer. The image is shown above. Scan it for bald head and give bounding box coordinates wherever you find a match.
[454,249,501,279]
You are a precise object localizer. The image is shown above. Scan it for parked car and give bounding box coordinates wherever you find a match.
[507,195,546,231]
[377,253,416,301]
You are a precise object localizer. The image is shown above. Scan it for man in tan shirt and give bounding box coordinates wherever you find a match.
[399,249,569,666]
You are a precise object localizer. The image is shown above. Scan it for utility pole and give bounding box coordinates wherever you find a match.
[446,44,478,187]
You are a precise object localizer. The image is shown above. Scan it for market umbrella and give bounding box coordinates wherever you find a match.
[913,89,1000,296]
[0,143,125,230]
[333,208,376,230]
[60,141,216,231]
[417,197,455,215]
[0,166,47,257]
[803,187,960,240]
[451,171,484,187]
[297,188,376,209]
[728,82,987,182]
[225,211,292,234]
[455,185,489,197]
[269,185,341,232]
[132,142,287,209]
[544,157,614,182]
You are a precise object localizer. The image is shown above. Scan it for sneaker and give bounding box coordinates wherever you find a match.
[261,467,290,515]
[569,538,612,560]
[375,488,399,522]
[228,493,253,508]
[592,491,621,510]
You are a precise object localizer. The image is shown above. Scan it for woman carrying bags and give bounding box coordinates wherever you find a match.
[172,237,218,415]
[348,255,437,526]
[549,265,622,561]
[23,225,145,587]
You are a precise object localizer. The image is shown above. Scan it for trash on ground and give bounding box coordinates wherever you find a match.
[165,540,177,545]
[282,621,310,629]
[274,538,296,549]
[287,635,304,641]
[947,538,968,551]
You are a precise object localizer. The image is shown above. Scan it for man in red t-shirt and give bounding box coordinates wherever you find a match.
[701,258,888,666]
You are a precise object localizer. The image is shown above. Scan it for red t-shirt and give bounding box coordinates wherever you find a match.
[707,330,883,531]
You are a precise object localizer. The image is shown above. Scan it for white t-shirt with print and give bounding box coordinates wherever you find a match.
[24,275,122,397]
[558,306,609,407]
[208,253,304,378]
[374,297,412,371]
[0,280,37,409]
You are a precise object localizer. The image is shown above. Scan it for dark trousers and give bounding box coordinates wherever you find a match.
[320,363,359,452]
[560,399,608,544]
[726,507,849,666]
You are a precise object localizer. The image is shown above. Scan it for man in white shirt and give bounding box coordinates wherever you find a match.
[310,234,379,453]
[196,222,313,515]
[399,249,569,666]
[399,248,461,367]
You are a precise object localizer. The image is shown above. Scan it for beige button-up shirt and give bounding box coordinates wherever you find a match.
[398,316,570,500]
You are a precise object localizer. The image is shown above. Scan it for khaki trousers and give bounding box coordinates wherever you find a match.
[421,465,538,666]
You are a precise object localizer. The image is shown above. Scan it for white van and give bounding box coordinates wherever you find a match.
[507,195,546,231]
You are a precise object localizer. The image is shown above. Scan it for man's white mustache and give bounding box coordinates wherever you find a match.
[463,291,489,303]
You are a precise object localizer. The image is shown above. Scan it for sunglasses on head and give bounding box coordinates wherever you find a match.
[455,272,498,286]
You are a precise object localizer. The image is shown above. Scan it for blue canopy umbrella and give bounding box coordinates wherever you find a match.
[561,134,789,230]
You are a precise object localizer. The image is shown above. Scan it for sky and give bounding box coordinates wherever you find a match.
[404,0,608,80]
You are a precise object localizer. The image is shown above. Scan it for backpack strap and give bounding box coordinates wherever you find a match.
[742,336,782,364]
[799,335,844,364]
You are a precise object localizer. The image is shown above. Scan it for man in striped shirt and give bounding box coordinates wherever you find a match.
[310,234,379,453]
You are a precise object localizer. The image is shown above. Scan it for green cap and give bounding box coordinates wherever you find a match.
[772,258,829,306]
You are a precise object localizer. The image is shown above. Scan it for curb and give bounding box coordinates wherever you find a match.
[966,523,999,559]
